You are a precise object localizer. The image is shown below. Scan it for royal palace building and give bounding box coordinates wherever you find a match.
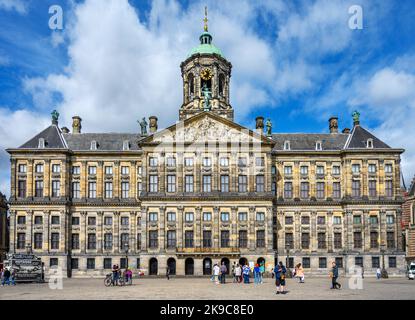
[6,17,407,277]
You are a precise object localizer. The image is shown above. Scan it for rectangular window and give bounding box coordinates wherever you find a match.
[285,216,293,225]
[352,164,360,174]
[316,182,325,199]
[256,212,265,221]
[302,257,311,269]
[137,182,142,196]
[72,217,80,225]
[203,175,212,192]
[285,233,294,249]
[51,233,60,250]
[88,166,97,175]
[149,175,158,193]
[318,232,326,249]
[300,166,308,175]
[34,216,43,225]
[104,233,113,250]
[51,216,60,225]
[333,216,342,225]
[88,182,97,198]
[332,182,341,199]
[185,212,194,222]
[369,180,377,197]
[166,157,176,167]
[103,258,112,269]
[35,181,44,198]
[121,182,130,198]
[370,216,379,225]
[185,175,194,193]
[355,257,363,267]
[256,230,265,248]
[18,164,27,173]
[354,232,362,249]
[17,216,26,225]
[368,164,377,173]
[35,164,44,173]
[221,175,229,192]
[50,258,58,267]
[167,231,176,248]
[316,166,325,175]
[284,166,292,175]
[105,182,113,199]
[149,231,158,248]
[387,232,395,249]
[121,217,129,225]
[386,215,395,224]
[385,164,393,174]
[167,212,176,222]
[137,234,141,250]
[256,175,265,192]
[149,157,158,167]
[87,234,96,250]
[239,230,248,248]
[52,164,61,173]
[203,157,212,167]
[334,232,342,249]
[87,258,95,270]
[120,233,129,250]
[166,175,176,193]
[72,182,80,199]
[238,212,248,221]
[71,259,79,270]
[335,257,343,268]
[332,166,341,175]
[149,212,158,222]
[256,157,265,167]
[71,234,79,250]
[300,182,309,199]
[203,231,212,248]
[238,157,247,167]
[284,182,293,199]
[220,157,229,167]
[17,233,25,249]
[72,166,81,175]
[221,231,230,248]
[105,166,113,175]
[87,217,96,226]
[385,180,393,197]
[52,180,60,197]
[185,231,194,248]
[301,233,310,249]
[370,231,379,249]
[184,157,194,167]
[389,257,397,268]
[353,215,362,225]
[317,216,326,225]
[319,257,327,269]
[238,175,248,192]
[352,180,361,197]
[104,217,113,226]
[18,180,26,198]
[203,212,212,221]
[34,233,43,249]
[121,166,129,175]
[372,257,380,268]
[301,216,310,225]
[221,212,230,222]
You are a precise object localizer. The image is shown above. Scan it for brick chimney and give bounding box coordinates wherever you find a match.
[329,117,338,134]
[72,116,82,134]
[342,128,351,134]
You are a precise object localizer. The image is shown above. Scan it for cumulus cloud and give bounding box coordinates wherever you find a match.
[0,0,27,14]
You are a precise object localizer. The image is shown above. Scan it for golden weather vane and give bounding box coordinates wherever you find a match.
[203,6,208,32]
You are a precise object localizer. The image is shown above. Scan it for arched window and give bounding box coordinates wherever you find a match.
[219,74,225,97]
[149,258,158,275]
[167,258,176,275]
[185,258,194,275]
[188,73,195,98]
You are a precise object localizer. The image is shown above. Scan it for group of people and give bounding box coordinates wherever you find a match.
[0,267,16,286]
[111,264,133,286]
[210,261,266,285]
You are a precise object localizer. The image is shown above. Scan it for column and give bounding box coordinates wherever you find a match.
[362,160,368,198]
[26,210,33,250]
[59,210,66,253]
[396,209,403,251]
[249,155,255,192]
[177,206,183,249]
[195,206,202,248]
[27,160,34,198]
[114,161,120,199]
[114,211,120,253]
[231,206,238,248]
[159,206,166,251]
[266,206,273,252]
[80,211,87,254]
[363,210,370,252]
[64,209,71,255]
[310,210,317,251]
[379,210,387,251]
[345,210,353,251]
[10,159,17,200]
[294,211,301,251]
[141,207,147,251]
[327,211,333,253]
[44,160,50,198]
[130,211,137,254]
[160,154,165,193]
[177,152,184,193]
[9,210,16,253]
[97,161,103,198]
[230,152,237,192]
[213,206,220,249]
[293,161,300,198]
[61,159,69,198]
[277,211,285,254]
[249,206,255,251]
[142,153,148,194]
[44,210,51,253]
[97,211,104,253]
[266,152,272,193]
[195,151,201,193]
[131,161,137,198]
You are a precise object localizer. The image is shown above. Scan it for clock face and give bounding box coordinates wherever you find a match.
[201,68,212,80]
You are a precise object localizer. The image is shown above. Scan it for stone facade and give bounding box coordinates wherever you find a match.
[0,192,8,262]
[403,177,415,264]
[5,24,407,277]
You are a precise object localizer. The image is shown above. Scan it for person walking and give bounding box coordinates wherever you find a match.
[254,264,261,285]
[220,262,227,284]
[242,264,250,284]
[235,264,242,283]
[274,261,287,294]
[213,263,220,285]
[259,262,265,284]
[330,261,341,289]
[232,262,237,283]
[376,267,381,280]
[296,263,305,283]
[1,268,11,286]
[112,264,119,286]
[10,269,16,286]
[166,266,170,280]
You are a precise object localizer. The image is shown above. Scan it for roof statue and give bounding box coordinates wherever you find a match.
[202,83,212,111]
[266,119,272,136]
[51,110,59,124]
[352,110,360,123]
[139,117,148,136]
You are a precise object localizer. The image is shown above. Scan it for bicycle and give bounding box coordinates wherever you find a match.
[104,273,125,287]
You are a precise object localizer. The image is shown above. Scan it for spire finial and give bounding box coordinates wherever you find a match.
[203,6,208,32]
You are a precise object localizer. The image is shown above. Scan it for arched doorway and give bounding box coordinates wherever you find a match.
[203,258,212,275]
[167,258,176,275]
[185,258,194,275]
[149,258,158,276]
[239,257,248,266]
[257,257,265,266]
[221,258,230,274]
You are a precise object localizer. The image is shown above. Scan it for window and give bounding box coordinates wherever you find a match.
[167,231,176,248]
[387,232,395,249]
[136,258,141,269]
[72,166,81,175]
[149,157,158,167]
[203,157,212,167]
[256,175,265,192]
[333,216,342,225]
[166,175,176,193]
[285,216,293,225]
[334,232,342,249]
[318,232,326,249]
[369,180,377,197]
[149,175,158,193]
[332,166,340,175]
[284,182,293,199]
[137,182,142,196]
[239,230,248,248]
[300,166,308,175]
[121,217,129,225]
[272,182,276,195]
[332,182,341,199]
[149,212,158,222]
[370,216,379,225]
[121,182,129,198]
[238,175,248,192]
[315,141,322,150]
[90,140,97,150]
[284,141,290,150]
[88,166,97,175]
[316,166,325,175]
[71,234,79,250]
[238,157,247,167]
[203,212,212,221]
[372,257,380,268]
[50,258,58,267]
[352,180,361,197]
[302,257,311,269]
[184,157,194,167]
[316,182,325,199]
[166,157,176,167]
[271,166,277,175]
[367,139,373,148]
[104,182,113,199]
[87,258,95,270]
[203,175,212,192]
[17,233,25,249]
[220,175,229,192]
[354,232,362,249]
[52,164,61,173]
[35,164,44,173]
[317,216,326,225]
[385,180,393,197]
[370,231,379,249]
[319,257,327,269]
[218,157,229,167]
[185,175,194,193]
[88,216,96,226]
[185,212,194,222]
[256,230,265,248]
[352,164,360,174]
[355,257,363,267]
[203,231,212,248]
[389,257,397,268]
[285,233,294,249]
[18,180,26,198]
[185,231,194,248]
[35,180,44,198]
[335,257,343,268]
[71,259,79,270]
[18,164,27,173]
[221,212,230,222]
[104,233,113,250]
[221,231,230,248]
[52,180,60,197]
[103,258,112,269]
[17,216,26,225]
[301,216,310,225]
[121,166,129,175]
[88,182,97,198]
[123,140,130,151]
[72,182,80,199]
[385,164,393,174]
[34,233,43,249]
[284,166,292,175]
[239,212,248,221]
[51,216,60,225]
[137,234,141,250]
[38,138,45,149]
[368,164,377,173]
[105,166,113,175]
[256,157,265,167]
[149,231,158,248]
[167,212,176,222]
[386,215,395,224]
[51,233,60,250]
[120,233,129,250]
[353,215,362,225]
[34,216,43,225]
[104,217,113,226]
[301,233,310,249]
[256,212,265,221]
[72,217,80,225]
[87,234,96,250]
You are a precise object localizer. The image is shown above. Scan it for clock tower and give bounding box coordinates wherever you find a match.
[179,7,233,121]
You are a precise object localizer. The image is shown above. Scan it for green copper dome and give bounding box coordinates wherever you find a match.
[188,32,224,58]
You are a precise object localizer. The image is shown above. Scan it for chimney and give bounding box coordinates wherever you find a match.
[149,116,158,133]
[329,117,338,134]
[61,127,70,134]
[255,116,264,134]
[342,128,351,134]
[72,116,82,134]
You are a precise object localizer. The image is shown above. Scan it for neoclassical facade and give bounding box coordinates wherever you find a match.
[6,20,406,277]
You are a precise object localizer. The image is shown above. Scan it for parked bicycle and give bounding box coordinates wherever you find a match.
[104,272,125,287]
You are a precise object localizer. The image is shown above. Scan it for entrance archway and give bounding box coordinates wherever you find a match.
[149,258,158,276]
[221,258,230,274]
[185,258,194,275]
[167,258,176,275]
[203,258,212,275]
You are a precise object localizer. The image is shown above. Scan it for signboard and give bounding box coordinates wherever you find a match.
[4,253,44,283]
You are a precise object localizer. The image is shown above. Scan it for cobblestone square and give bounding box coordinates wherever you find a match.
[1,277,414,300]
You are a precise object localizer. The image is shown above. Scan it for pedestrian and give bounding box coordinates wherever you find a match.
[235,264,242,283]
[213,263,220,285]
[10,269,16,286]
[254,264,261,284]
[166,266,170,280]
[259,262,265,283]
[271,268,275,279]
[330,261,341,289]
[220,262,227,284]
[125,268,132,285]
[112,264,119,286]
[1,268,11,286]
[232,262,237,283]
[361,266,365,279]
[296,263,305,283]
[376,267,381,280]
[274,261,287,294]
[242,264,250,284]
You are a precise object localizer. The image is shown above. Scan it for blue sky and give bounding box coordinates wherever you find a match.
[1,0,415,195]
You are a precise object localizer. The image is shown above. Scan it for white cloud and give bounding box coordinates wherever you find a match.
[0,0,27,14]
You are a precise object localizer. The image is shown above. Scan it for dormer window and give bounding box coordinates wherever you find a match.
[367,138,373,149]
[123,140,130,151]
[316,141,322,151]
[38,138,45,149]
[284,141,291,151]
[90,140,97,151]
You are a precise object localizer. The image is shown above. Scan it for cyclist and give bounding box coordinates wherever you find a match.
[112,264,120,286]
